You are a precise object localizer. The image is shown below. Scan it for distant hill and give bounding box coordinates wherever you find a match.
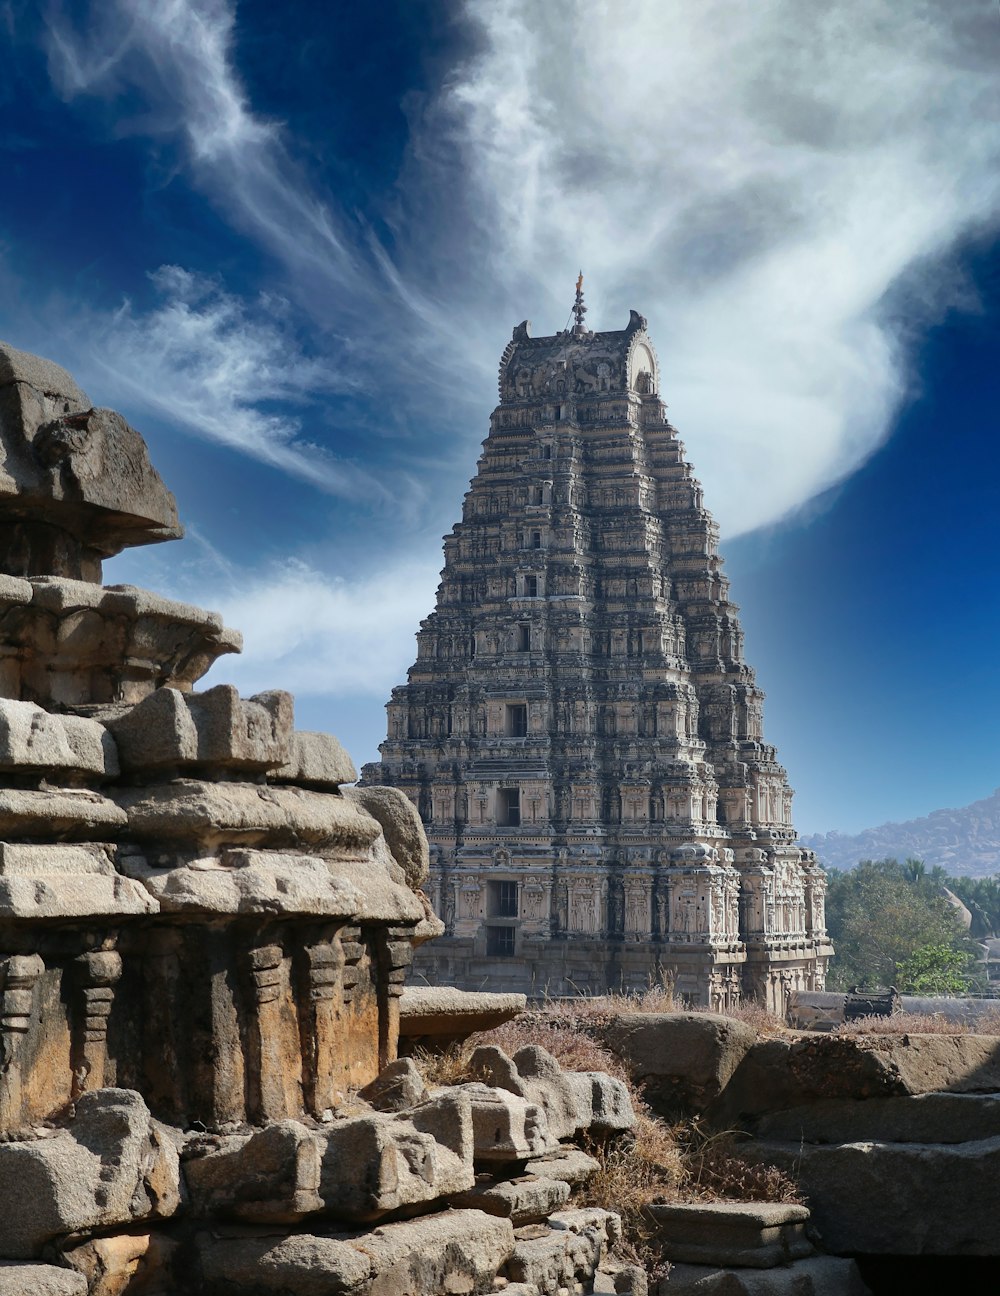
[800,788,1000,878]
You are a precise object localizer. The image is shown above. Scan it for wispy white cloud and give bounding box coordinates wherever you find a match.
[82,265,395,501]
[415,0,1000,532]
[131,549,443,700]
[40,0,1000,538]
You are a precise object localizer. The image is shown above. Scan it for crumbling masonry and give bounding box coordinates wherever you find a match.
[0,341,637,1295]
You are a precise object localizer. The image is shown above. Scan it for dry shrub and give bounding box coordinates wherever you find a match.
[973,1005,1000,1035]
[408,1042,476,1088]
[689,999,786,1035]
[671,1119,802,1204]
[835,1013,972,1036]
[475,1018,631,1080]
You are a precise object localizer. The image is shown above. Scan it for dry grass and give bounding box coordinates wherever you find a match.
[834,1007,1000,1036]
[835,1012,972,1036]
[670,1119,802,1204]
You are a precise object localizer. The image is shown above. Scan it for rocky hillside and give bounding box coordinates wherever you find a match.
[801,788,1000,878]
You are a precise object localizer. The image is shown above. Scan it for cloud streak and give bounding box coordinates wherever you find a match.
[85,265,394,502]
[40,0,1000,538]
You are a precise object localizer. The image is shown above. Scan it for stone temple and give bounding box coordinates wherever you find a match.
[365,284,833,1010]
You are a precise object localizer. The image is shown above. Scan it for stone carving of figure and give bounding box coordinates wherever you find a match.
[625,885,647,933]
[571,886,596,933]
[573,364,599,393]
[460,883,481,919]
[597,361,612,391]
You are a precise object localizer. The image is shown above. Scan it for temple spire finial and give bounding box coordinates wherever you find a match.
[572,271,587,331]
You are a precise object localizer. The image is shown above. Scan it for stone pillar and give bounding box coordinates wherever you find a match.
[376,925,415,1070]
[244,941,301,1124]
[0,953,44,1130]
[300,927,345,1115]
[72,950,122,1095]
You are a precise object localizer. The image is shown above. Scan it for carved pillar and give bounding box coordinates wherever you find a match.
[0,953,44,1130]
[245,941,301,1123]
[72,950,122,1096]
[376,926,415,1070]
[299,926,345,1115]
[340,926,378,1088]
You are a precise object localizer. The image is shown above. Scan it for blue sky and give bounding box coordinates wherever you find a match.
[0,0,997,834]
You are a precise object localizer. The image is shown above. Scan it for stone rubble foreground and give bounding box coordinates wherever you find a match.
[0,341,639,1294]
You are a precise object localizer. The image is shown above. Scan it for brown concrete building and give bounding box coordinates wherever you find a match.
[364,286,832,1010]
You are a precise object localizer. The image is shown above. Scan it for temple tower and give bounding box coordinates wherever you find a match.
[364,289,832,1010]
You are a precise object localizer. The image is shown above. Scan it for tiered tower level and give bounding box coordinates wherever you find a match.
[366,294,832,1009]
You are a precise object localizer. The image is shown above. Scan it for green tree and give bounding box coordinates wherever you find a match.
[826,858,979,991]
[896,942,975,995]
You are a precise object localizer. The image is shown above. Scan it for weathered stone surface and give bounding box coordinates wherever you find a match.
[0,787,128,836]
[656,1256,871,1295]
[646,1201,812,1268]
[350,1209,514,1296]
[62,1233,176,1296]
[754,1092,1000,1145]
[712,1031,1000,1126]
[196,1231,373,1295]
[108,685,293,774]
[450,1172,571,1222]
[343,784,429,889]
[524,1146,601,1186]
[506,1207,621,1292]
[0,340,89,404]
[0,842,157,918]
[183,1121,324,1224]
[359,1058,428,1112]
[0,698,117,776]
[186,1093,474,1224]
[461,1082,557,1162]
[0,577,242,706]
[272,730,358,788]
[320,1092,475,1221]
[469,1043,634,1141]
[0,1088,179,1258]
[398,986,526,1046]
[0,339,181,570]
[601,1013,757,1116]
[111,779,383,851]
[745,1134,1000,1255]
[0,1264,87,1296]
[118,848,366,918]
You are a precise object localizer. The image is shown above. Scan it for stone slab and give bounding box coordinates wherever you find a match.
[745,1134,1000,1255]
[118,849,366,918]
[754,1092,1000,1145]
[450,1172,571,1221]
[600,1013,757,1116]
[196,1231,373,1295]
[399,986,527,1042]
[524,1146,601,1186]
[0,787,128,837]
[343,785,428,889]
[272,731,357,788]
[0,842,157,918]
[0,1089,179,1259]
[646,1201,812,1268]
[108,685,293,774]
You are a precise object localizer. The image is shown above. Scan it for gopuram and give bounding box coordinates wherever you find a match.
[0,341,637,1294]
[365,283,833,1010]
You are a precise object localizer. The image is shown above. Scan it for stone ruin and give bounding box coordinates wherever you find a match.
[0,342,639,1296]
